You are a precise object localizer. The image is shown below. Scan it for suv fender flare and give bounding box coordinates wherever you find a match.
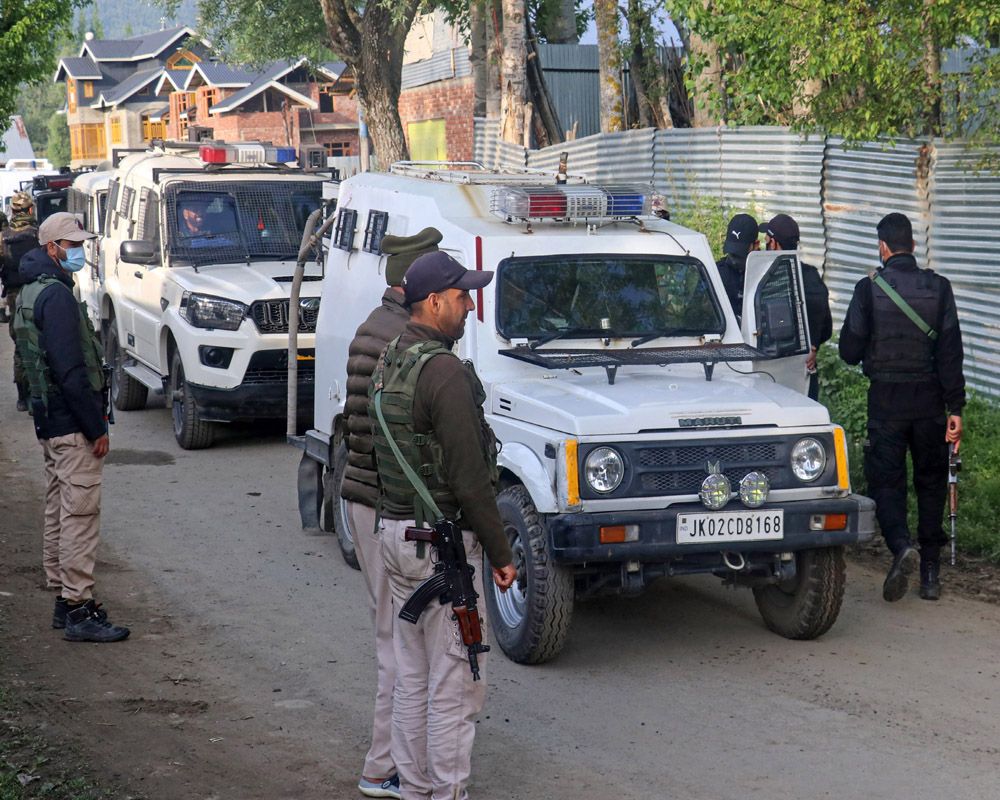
[497,442,557,513]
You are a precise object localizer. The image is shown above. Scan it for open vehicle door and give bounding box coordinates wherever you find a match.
[740,250,811,395]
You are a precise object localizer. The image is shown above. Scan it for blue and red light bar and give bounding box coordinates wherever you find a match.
[199,143,297,166]
[493,184,652,221]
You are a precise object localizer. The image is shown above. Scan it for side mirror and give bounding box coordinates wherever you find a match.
[120,240,159,266]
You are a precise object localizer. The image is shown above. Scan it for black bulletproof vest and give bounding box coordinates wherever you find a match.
[866,259,941,382]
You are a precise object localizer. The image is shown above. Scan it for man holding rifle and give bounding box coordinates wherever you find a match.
[839,212,965,602]
[369,250,516,800]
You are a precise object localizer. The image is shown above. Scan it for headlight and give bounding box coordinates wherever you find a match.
[584,447,624,493]
[181,292,247,331]
[739,471,770,508]
[700,472,732,510]
[791,438,827,482]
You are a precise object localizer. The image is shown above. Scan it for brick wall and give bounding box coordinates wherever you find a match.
[398,76,475,162]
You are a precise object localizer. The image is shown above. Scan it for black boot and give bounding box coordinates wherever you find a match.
[64,600,130,643]
[15,383,28,413]
[919,560,941,601]
[883,545,919,602]
[52,596,68,629]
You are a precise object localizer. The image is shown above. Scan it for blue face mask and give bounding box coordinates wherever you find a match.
[59,245,86,273]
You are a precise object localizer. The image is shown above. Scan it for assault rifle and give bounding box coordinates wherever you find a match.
[398,518,490,681]
[101,364,115,426]
[949,442,961,567]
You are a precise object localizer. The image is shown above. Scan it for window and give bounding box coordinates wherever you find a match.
[141,115,166,142]
[138,84,150,97]
[318,86,335,113]
[166,50,202,70]
[69,123,106,161]
[110,116,122,145]
[68,78,77,113]
[203,88,219,110]
[83,81,93,98]
[324,141,352,158]
[495,255,724,341]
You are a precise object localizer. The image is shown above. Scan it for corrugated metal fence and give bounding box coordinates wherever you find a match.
[472,119,1000,395]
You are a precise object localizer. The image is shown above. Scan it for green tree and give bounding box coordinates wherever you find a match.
[664,0,1000,148]
[0,0,90,139]
[46,110,71,166]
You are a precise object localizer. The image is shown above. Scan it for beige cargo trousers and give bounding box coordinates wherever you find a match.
[40,432,103,602]
[380,517,488,800]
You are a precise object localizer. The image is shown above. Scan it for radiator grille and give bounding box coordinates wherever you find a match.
[250,299,319,334]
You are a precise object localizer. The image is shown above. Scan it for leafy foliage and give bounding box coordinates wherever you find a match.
[0,0,90,140]
[664,0,1000,154]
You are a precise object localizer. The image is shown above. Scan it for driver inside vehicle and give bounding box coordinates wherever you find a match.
[176,195,237,247]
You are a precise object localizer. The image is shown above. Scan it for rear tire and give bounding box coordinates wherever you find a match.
[170,350,215,450]
[484,485,574,664]
[105,319,147,411]
[753,546,846,640]
[330,442,360,570]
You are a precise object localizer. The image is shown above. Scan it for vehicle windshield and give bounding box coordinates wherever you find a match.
[496,254,724,341]
[165,180,322,264]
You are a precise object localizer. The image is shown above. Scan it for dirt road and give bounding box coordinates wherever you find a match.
[1,335,999,799]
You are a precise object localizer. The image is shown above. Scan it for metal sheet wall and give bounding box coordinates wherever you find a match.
[929,141,1000,395]
[719,127,826,266]
[654,127,723,210]
[536,44,601,140]
[821,139,930,326]
[526,128,656,184]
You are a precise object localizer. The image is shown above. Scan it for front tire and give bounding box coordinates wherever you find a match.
[753,546,846,640]
[105,319,147,411]
[330,442,360,570]
[485,485,574,664]
[169,350,215,450]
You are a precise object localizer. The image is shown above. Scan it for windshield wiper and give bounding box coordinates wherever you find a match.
[527,326,592,350]
[630,327,699,347]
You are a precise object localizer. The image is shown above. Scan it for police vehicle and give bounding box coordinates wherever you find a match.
[290,162,875,663]
[97,140,329,448]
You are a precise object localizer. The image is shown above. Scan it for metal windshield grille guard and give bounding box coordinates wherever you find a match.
[500,342,771,383]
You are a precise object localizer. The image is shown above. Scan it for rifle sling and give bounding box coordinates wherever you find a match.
[872,273,938,340]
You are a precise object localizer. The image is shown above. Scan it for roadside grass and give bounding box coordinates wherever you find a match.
[0,619,120,800]
[818,344,1000,564]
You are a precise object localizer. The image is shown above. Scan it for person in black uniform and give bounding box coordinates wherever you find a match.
[759,214,832,400]
[716,213,759,322]
[839,212,965,602]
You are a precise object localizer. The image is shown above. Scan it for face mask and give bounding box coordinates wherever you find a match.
[59,245,86,273]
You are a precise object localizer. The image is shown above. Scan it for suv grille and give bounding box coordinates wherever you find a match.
[250,299,319,334]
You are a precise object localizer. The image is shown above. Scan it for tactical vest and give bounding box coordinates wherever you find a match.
[369,337,499,526]
[14,275,104,410]
[866,265,941,382]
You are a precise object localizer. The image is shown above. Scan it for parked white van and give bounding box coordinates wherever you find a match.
[98,141,329,448]
[69,169,113,321]
[292,163,875,663]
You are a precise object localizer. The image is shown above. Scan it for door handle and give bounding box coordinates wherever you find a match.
[134,271,143,279]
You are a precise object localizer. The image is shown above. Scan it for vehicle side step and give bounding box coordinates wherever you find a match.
[123,362,165,394]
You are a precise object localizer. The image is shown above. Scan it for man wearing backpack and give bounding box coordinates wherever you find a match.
[1,191,39,410]
[839,212,966,603]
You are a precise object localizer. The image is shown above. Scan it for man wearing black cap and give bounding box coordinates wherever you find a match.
[342,227,442,800]
[368,251,516,800]
[839,212,965,602]
[716,213,760,320]
[759,213,832,400]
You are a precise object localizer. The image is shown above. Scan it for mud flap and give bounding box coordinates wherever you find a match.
[297,451,323,529]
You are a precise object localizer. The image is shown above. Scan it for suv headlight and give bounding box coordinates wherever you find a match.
[181,292,247,331]
[584,447,624,493]
[791,438,826,482]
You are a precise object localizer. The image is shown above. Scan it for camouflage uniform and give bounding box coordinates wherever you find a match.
[1,192,38,408]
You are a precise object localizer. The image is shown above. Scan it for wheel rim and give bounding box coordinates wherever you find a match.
[492,523,528,629]
[171,361,185,436]
[337,495,354,548]
[109,331,122,403]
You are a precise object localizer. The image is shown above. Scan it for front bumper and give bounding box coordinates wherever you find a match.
[546,494,875,564]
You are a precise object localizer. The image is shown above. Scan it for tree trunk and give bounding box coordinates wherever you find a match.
[922,0,941,136]
[594,0,623,132]
[543,0,578,44]
[500,0,527,144]
[687,1,724,127]
[319,0,420,167]
[470,0,488,117]
[626,0,665,129]
[486,0,503,118]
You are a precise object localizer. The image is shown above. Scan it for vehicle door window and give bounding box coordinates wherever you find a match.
[136,188,161,253]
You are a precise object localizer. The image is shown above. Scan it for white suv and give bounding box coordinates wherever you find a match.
[292,164,875,663]
[99,141,329,448]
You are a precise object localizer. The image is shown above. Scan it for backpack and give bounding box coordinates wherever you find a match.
[1,228,40,289]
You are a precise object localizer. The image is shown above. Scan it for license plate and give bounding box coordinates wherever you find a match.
[676,509,784,544]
